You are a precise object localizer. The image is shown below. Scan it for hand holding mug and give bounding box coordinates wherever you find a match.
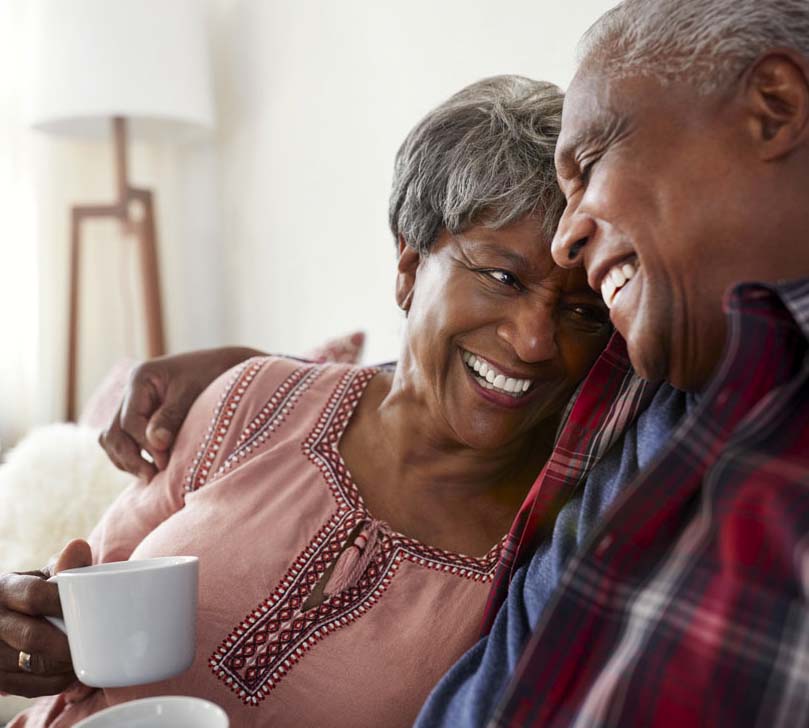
[0,539,92,697]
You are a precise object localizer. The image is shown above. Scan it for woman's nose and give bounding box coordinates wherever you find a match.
[551,205,594,269]
[497,302,559,364]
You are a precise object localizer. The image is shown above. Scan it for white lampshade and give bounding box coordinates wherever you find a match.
[27,0,215,140]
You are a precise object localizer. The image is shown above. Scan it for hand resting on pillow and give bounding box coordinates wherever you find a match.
[100,333,366,480]
[99,347,262,480]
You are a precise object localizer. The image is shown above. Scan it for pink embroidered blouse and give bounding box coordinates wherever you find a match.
[13,357,503,728]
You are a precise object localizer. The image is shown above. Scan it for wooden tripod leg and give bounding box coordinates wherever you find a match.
[66,208,82,422]
[63,119,166,421]
[132,190,166,358]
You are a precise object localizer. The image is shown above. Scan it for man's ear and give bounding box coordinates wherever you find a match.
[744,50,809,160]
[395,235,420,312]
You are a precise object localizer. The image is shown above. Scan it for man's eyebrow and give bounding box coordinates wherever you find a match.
[556,109,625,176]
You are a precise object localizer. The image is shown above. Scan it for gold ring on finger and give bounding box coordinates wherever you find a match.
[18,650,33,673]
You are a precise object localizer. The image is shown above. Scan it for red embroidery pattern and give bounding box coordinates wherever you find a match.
[209,366,503,706]
[208,365,321,483]
[183,358,264,494]
[184,359,318,493]
[302,367,375,511]
[209,510,399,705]
[304,369,502,579]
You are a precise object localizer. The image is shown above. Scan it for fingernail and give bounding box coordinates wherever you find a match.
[153,428,171,446]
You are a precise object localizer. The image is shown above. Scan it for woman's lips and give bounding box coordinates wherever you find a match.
[462,351,533,396]
[461,350,545,410]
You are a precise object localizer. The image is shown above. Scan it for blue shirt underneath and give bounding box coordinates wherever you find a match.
[414,383,690,728]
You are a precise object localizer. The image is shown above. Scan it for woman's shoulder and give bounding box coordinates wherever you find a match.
[193,354,378,435]
[179,355,378,436]
[237,354,370,398]
[175,355,377,493]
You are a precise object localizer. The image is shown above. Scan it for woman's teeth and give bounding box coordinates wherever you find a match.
[601,258,639,309]
[462,352,532,397]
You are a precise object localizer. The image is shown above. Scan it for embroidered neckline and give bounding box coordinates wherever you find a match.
[208,359,503,707]
[303,366,505,572]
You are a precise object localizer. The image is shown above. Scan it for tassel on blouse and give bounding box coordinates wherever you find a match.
[324,519,384,596]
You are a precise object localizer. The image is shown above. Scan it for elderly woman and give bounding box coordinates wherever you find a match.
[3,76,609,728]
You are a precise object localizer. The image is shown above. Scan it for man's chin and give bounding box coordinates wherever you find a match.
[626,335,670,386]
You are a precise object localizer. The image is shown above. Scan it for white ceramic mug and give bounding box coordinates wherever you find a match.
[73,696,229,728]
[48,556,198,688]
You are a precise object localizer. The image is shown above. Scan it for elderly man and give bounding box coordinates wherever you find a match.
[416,0,809,725]
[456,0,809,725]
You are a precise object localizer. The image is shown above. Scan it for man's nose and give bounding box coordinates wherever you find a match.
[551,204,595,269]
[497,301,559,364]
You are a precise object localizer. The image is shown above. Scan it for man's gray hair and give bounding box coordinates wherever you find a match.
[389,76,564,254]
[579,0,809,95]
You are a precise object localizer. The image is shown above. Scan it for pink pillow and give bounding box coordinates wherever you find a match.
[304,331,365,364]
[78,358,137,429]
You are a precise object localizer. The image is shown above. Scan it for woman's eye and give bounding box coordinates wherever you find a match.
[482,269,522,289]
[563,303,611,330]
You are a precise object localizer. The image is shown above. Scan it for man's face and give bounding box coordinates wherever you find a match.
[551,70,761,391]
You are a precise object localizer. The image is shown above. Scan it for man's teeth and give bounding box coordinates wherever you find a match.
[461,352,532,397]
[601,258,639,309]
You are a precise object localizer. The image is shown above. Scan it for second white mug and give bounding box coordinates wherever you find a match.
[73,696,228,728]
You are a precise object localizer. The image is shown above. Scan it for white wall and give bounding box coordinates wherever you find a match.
[205,0,619,364]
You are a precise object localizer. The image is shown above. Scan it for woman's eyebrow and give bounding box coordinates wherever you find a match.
[459,240,534,271]
[562,283,604,301]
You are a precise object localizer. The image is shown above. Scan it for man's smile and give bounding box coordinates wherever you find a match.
[600,256,640,309]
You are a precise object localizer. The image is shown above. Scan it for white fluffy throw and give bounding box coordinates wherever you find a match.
[0,423,134,573]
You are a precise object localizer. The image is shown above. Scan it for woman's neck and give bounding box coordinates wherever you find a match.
[338,367,558,555]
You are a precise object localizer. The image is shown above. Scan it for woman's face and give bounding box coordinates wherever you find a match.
[396,215,611,451]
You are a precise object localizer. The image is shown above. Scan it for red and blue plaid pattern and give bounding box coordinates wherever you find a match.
[481,333,657,633]
[487,279,809,727]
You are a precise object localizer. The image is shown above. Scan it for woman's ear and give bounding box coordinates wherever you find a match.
[395,235,420,312]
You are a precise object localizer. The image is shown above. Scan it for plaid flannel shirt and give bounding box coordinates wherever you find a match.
[480,331,657,634]
[484,278,809,728]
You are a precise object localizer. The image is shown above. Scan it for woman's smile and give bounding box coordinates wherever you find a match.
[460,349,546,410]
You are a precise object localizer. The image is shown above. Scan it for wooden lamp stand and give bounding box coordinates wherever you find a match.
[66,117,166,421]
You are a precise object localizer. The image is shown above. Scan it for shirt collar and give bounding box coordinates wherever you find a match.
[726,277,809,342]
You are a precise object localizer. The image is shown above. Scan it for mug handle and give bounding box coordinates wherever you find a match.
[45,615,67,633]
[45,575,67,633]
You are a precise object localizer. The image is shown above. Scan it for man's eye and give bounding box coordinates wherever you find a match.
[578,155,599,184]
[481,269,522,289]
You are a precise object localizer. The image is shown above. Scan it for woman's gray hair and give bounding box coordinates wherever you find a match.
[389,76,564,254]
[579,0,809,95]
